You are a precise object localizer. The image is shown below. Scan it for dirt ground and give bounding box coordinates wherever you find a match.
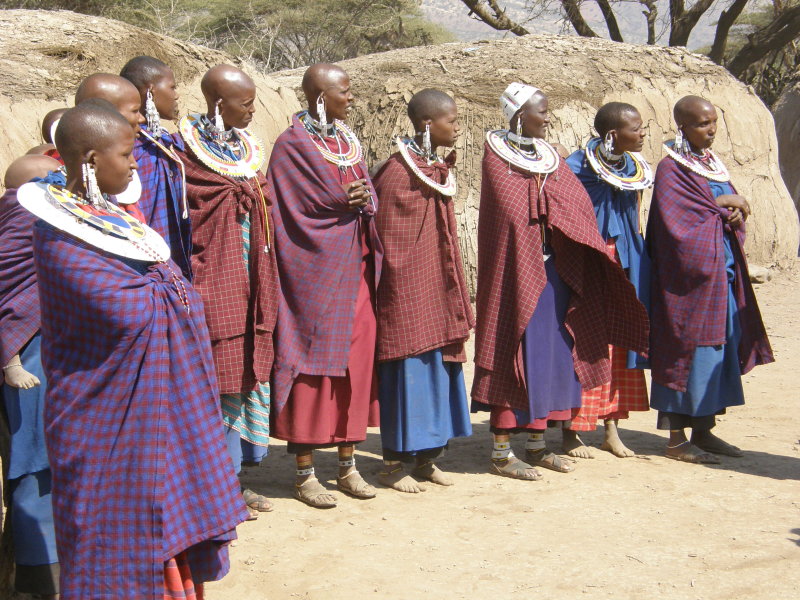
[209,272,800,600]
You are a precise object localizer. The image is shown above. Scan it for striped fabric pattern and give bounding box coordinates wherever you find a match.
[221,382,270,447]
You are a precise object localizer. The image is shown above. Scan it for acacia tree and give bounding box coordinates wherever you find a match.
[459,0,800,94]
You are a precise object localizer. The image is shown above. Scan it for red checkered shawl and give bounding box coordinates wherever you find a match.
[0,188,39,378]
[373,151,474,362]
[176,144,279,394]
[472,143,649,410]
[647,157,773,391]
[267,115,383,412]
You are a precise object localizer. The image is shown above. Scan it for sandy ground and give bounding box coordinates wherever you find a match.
[209,273,800,600]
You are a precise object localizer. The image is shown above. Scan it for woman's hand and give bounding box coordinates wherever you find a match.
[715,194,750,226]
[342,179,371,210]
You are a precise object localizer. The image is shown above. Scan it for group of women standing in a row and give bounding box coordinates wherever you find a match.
[0,58,773,600]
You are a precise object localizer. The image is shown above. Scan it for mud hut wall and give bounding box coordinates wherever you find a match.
[0,10,301,189]
[773,79,800,214]
[274,37,799,295]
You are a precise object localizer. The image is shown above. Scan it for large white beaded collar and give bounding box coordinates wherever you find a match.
[179,113,265,179]
[663,140,730,182]
[395,136,457,197]
[17,180,170,263]
[486,130,559,174]
[584,137,653,191]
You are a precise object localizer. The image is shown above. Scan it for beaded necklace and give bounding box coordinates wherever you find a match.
[585,137,653,191]
[663,140,730,182]
[299,110,363,170]
[17,181,190,311]
[395,136,457,197]
[486,130,559,174]
[179,114,265,179]
[140,128,189,218]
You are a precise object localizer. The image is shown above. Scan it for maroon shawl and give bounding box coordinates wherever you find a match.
[647,156,773,391]
[0,188,39,378]
[373,150,474,362]
[176,146,279,394]
[267,115,383,411]
[472,143,649,410]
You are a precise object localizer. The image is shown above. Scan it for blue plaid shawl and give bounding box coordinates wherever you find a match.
[33,221,248,599]
[566,148,651,368]
[135,127,193,280]
[267,114,383,412]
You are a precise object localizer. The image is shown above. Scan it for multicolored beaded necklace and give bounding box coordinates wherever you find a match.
[585,137,653,191]
[663,140,730,182]
[395,136,457,197]
[179,114,265,179]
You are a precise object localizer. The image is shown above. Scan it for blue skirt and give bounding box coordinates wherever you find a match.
[521,256,582,420]
[2,333,57,567]
[651,235,744,418]
[378,349,472,454]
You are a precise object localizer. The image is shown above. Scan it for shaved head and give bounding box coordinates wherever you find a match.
[594,102,639,138]
[55,100,132,166]
[75,73,143,132]
[120,55,171,91]
[407,89,456,129]
[301,63,348,105]
[4,154,61,189]
[41,107,68,143]
[75,73,140,109]
[673,95,714,126]
[200,64,255,104]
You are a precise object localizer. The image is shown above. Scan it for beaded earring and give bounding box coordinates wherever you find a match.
[145,87,161,134]
[603,132,614,154]
[82,162,102,205]
[316,94,327,129]
[423,123,432,157]
[516,115,523,139]
[214,99,224,137]
[675,129,686,154]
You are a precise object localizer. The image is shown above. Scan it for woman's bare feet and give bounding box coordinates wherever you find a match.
[379,463,426,493]
[665,441,720,464]
[600,420,635,457]
[413,461,453,486]
[691,430,744,457]
[562,429,595,458]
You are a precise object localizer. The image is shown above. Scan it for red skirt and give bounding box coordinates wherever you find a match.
[570,342,648,431]
[272,252,379,446]
[489,406,574,431]
[164,552,203,600]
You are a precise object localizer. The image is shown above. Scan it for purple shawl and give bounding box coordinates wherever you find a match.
[647,157,773,391]
[0,188,39,377]
[267,114,383,411]
[33,222,248,599]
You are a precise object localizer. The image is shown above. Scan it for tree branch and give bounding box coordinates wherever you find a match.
[596,0,624,41]
[669,0,715,46]
[709,0,751,64]
[561,0,600,37]
[460,0,530,35]
[639,0,658,44]
[727,4,800,77]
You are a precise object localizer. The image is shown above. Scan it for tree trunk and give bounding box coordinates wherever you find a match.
[709,0,751,64]
[460,0,530,35]
[596,0,624,42]
[669,0,715,46]
[727,5,800,77]
[561,0,600,37]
